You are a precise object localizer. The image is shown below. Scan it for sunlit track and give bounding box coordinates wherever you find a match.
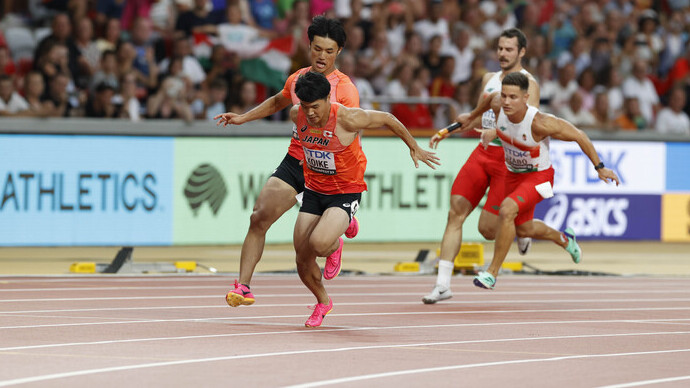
[1,275,689,387]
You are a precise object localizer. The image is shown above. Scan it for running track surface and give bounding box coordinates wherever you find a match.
[1,275,689,387]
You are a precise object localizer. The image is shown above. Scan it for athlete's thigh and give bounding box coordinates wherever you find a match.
[254,176,298,217]
[312,206,350,244]
[451,151,490,208]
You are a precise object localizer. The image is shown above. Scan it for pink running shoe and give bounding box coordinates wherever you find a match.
[345,216,359,239]
[323,237,343,280]
[305,297,333,327]
[226,280,255,307]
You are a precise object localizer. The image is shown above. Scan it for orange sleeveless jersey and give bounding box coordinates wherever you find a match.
[282,67,360,160]
[295,103,367,194]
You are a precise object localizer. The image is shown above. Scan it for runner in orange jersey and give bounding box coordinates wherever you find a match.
[291,71,440,327]
[214,16,360,308]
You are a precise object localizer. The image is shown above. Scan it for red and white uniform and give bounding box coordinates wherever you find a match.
[496,106,555,225]
[295,103,367,195]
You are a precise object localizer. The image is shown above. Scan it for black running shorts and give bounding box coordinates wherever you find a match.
[300,189,361,222]
[271,153,305,193]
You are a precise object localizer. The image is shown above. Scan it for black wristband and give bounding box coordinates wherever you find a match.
[594,162,605,170]
[446,122,462,133]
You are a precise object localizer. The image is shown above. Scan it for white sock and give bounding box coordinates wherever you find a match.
[436,260,454,289]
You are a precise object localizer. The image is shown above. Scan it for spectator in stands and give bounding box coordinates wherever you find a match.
[658,11,685,76]
[0,75,29,115]
[204,77,228,120]
[590,37,613,78]
[42,72,83,117]
[96,18,122,54]
[655,86,690,135]
[0,46,15,76]
[384,61,413,101]
[362,27,393,94]
[577,67,597,112]
[120,0,156,31]
[414,0,450,52]
[535,58,558,111]
[549,62,578,113]
[396,30,423,71]
[159,36,206,86]
[34,13,74,64]
[202,44,238,93]
[90,50,119,92]
[590,89,616,131]
[116,40,157,91]
[605,66,624,118]
[228,78,256,114]
[342,24,364,58]
[558,36,591,77]
[129,17,160,81]
[175,0,225,38]
[634,10,663,65]
[146,57,193,121]
[422,34,443,80]
[85,81,120,118]
[614,96,647,131]
[557,91,595,128]
[22,71,52,117]
[71,17,101,89]
[622,59,660,126]
[249,0,278,30]
[37,42,72,88]
[482,2,517,42]
[337,52,374,109]
[117,70,142,121]
[391,79,433,129]
[447,27,474,84]
[95,0,125,32]
[447,80,473,126]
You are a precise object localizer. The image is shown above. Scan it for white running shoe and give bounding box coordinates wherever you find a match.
[517,237,532,255]
[422,284,453,304]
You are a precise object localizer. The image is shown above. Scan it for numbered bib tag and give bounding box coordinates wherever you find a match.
[303,147,336,175]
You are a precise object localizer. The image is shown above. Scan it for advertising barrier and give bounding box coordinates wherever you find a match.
[1,134,688,246]
[0,135,174,246]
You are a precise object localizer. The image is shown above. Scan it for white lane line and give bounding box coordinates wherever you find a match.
[3,289,690,303]
[4,297,690,315]
[1,321,689,352]
[3,306,690,330]
[0,335,688,387]
[286,349,690,388]
[598,375,690,388]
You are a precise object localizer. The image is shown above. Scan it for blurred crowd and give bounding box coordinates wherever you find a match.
[0,0,689,135]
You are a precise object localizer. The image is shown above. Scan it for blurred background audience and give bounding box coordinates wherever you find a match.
[0,0,688,135]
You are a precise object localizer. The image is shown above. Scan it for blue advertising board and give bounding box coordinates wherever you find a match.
[0,135,174,246]
[666,142,690,192]
[534,193,661,240]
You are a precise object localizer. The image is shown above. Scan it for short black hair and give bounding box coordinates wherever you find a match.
[500,28,527,51]
[307,16,346,48]
[295,71,331,103]
[502,72,529,91]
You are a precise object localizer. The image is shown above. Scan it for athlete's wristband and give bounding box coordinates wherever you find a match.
[437,122,462,137]
[594,162,605,170]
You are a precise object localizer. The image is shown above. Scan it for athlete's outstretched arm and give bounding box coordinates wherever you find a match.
[460,91,501,132]
[215,91,292,126]
[429,113,480,149]
[533,112,620,185]
[343,107,441,169]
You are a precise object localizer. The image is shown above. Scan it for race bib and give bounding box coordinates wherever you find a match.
[303,147,336,175]
[482,110,496,129]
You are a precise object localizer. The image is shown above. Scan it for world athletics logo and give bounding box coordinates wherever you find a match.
[183,164,227,216]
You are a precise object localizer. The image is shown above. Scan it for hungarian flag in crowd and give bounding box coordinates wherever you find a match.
[218,24,294,90]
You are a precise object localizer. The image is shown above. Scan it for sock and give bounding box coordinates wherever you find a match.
[436,260,454,289]
[242,284,250,289]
